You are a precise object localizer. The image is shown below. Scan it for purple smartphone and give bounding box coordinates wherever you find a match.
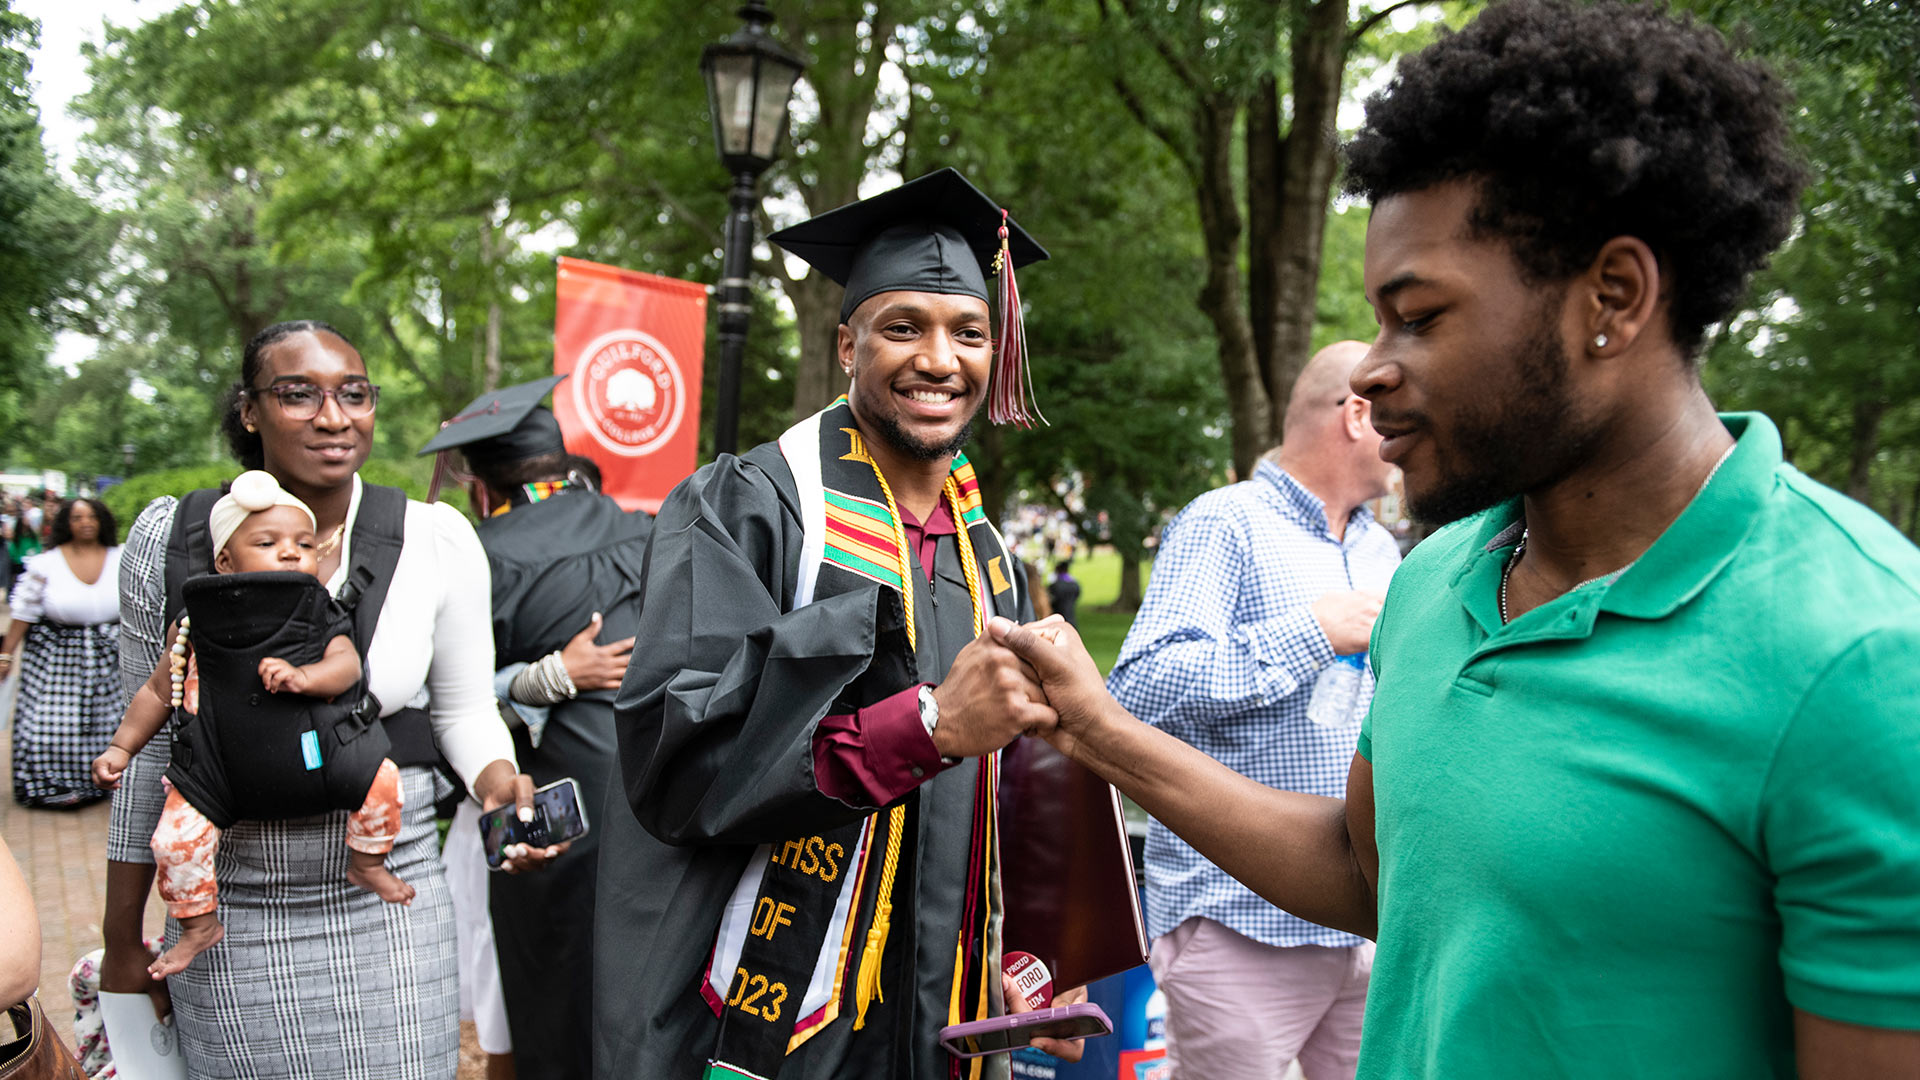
[938,1003,1112,1059]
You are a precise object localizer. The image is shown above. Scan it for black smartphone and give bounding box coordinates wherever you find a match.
[478,777,590,870]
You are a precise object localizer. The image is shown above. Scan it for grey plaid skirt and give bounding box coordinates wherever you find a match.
[163,766,460,1079]
[10,619,119,808]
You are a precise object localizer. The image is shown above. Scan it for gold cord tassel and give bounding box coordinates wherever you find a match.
[853,804,908,1029]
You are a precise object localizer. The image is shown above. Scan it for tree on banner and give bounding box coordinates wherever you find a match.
[552,257,709,513]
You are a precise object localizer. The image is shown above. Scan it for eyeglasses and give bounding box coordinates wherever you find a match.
[248,382,380,420]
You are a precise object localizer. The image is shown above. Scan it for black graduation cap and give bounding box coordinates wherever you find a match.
[769,169,1050,427]
[417,374,568,465]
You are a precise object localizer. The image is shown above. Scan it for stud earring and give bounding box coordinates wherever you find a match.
[246,424,257,433]
[1593,333,1609,349]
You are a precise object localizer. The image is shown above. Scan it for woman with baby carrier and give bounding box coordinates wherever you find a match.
[95,320,565,1078]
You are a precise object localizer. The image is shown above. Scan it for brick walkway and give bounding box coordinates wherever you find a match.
[1,621,487,1077]
[0,718,167,1051]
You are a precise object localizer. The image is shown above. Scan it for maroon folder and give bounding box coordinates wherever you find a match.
[997,737,1149,993]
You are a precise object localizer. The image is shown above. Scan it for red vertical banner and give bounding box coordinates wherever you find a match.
[553,257,708,513]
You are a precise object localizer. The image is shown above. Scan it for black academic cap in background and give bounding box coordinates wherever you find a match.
[417,374,568,465]
[768,168,1048,324]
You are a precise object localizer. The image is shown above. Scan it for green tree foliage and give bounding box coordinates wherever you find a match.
[887,0,1227,608]
[1692,0,1920,535]
[0,0,108,461]
[1080,0,1474,476]
[73,0,801,471]
[23,0,1920,549]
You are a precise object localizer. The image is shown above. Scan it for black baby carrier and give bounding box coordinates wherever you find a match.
[161,483,440,829]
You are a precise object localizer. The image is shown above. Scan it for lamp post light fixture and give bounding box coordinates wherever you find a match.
[701,0,806,456]
[121,442,136,473]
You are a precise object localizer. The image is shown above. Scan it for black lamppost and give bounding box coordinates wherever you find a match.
[701,1,806,456]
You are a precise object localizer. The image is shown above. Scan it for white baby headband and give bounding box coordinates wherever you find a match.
[209,470,318,554]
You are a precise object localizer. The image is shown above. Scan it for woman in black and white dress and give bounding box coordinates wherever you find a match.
[4,498,122,808]
[98,321,562,1078]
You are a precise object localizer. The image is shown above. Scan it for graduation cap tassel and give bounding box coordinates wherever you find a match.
[988,211,1047,429]
[427,450,456,505]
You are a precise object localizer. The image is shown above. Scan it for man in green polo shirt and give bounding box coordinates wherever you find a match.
[989,1,1920,1076]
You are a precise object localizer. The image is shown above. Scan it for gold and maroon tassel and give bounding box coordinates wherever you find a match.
[987,210,1046,428]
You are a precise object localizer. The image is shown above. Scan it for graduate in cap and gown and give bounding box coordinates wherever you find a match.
[593,168,1074,1080]
[421,375,653,1080]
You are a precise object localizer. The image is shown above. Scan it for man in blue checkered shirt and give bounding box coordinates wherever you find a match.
[1109,341,1400,1080]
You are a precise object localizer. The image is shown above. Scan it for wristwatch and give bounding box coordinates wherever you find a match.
[918,685,959,765]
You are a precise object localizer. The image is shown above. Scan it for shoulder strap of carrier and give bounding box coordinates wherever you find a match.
[164,487,228,623]
[333,484,441,770]
[335,483,408,657]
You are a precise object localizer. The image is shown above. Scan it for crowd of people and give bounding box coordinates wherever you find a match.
[3,2,1917,1079]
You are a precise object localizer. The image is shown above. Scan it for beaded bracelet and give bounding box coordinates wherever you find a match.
[169,616,191,708]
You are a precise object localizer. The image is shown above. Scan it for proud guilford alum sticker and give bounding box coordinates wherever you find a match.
[572,328,687,458]
[1003,950,1054,1010]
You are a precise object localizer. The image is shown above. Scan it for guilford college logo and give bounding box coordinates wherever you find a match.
[572,328,687,457]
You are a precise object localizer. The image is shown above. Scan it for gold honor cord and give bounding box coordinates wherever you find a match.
[852,437,911,1031]
[850,456,996,1046]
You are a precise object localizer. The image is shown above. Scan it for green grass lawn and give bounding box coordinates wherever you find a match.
[1059,548,1152,675]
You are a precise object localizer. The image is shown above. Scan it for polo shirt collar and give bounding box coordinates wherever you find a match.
[1257,460,1376,540]
[1601,412,1775,619]
[1448,413,1777,633]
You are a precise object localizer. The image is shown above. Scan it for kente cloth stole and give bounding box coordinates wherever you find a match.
[702,398,1023,1080]
[486,478,577,518]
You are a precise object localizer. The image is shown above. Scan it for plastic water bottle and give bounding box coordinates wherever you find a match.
[1306,653,1368,727]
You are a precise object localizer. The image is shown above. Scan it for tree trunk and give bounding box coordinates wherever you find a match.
[1246,75,1282,409]
[484,299,502,393]
[481,220,502,393]
[1192,93,1269,479]
[779,2,897,420]
[1117,552,1143,611]
[1260,0,1348,446]
[1845,392,1886,502]
[789,271,846,419]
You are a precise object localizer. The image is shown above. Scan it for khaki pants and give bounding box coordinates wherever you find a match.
[1148,918,1372,1080]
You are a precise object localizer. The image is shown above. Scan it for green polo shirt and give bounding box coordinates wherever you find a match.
[1356,413,1920,1078]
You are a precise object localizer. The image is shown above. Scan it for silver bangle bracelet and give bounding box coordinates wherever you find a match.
[509,650,578,705]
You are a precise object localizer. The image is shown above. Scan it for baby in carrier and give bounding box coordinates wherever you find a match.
[93,471,411,978]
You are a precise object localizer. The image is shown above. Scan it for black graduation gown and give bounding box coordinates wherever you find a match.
[478,487,652,1080]
[593,443,1030,1080]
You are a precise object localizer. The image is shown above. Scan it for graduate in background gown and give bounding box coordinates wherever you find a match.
[593,169,1080,1080]
[421,376,652,1080]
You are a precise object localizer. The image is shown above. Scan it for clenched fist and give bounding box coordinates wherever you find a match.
[927,633,1057,759]
[1311,590,1384,655]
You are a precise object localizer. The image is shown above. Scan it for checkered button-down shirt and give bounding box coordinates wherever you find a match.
[1108,461,1400,948]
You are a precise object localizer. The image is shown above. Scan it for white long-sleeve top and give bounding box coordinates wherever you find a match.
[11,546,123,626]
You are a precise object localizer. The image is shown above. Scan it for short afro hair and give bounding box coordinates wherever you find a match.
[1342,0,1806,357]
